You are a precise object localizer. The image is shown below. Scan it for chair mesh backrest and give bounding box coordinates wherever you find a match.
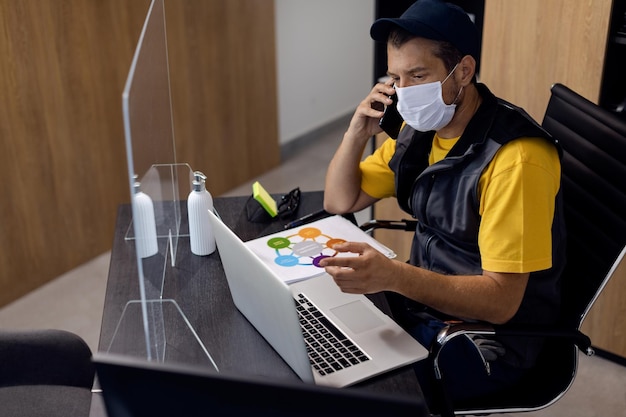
[541,83,626,329]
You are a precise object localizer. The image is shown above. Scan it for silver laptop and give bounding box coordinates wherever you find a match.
[207,210,427,387]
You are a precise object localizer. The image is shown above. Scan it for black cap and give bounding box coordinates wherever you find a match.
[370,0,480,63]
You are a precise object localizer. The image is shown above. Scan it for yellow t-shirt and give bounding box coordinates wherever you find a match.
[359,134,561,274]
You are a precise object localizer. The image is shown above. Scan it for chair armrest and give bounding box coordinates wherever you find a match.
[430,322,496,380]
[492,324,592,354]
[0,329,95,389]
[429,322,593,417]
[431,322,593,378]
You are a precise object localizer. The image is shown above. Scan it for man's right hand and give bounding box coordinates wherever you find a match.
[345,80,396,144]
[323,81,394,214]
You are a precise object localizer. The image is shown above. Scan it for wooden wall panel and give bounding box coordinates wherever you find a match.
[480,0,611,121]
[581,254,626,358]
[165,0,279,193]
[0,0,278,307]
[0,0,145,307]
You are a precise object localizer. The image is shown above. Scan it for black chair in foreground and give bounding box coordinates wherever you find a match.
[361,83,626,416]
[0,329,95,417]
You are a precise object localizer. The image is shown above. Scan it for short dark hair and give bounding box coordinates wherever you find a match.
[388,27,463,74]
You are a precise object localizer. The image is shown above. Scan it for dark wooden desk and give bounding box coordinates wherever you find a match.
[96,191,422,402]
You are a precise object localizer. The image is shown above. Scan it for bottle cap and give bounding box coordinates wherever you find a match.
[192,171,207,192]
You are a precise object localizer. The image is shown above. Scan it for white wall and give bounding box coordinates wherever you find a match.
[274,0,375,145]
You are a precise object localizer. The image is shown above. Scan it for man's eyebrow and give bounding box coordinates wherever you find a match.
[387,66,428,77]
[406,66,429,74]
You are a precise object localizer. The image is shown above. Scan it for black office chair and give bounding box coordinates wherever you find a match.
[361,83,626,416]
[0,329,95,417]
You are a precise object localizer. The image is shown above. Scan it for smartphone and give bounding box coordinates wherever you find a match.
[378,92,403,139]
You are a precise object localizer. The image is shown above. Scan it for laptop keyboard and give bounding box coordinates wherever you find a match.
[295,293,370,376]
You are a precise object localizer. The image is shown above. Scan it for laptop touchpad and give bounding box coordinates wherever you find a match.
[330,301,385,334]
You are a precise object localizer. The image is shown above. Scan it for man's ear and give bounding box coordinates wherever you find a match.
[458,55,476,85]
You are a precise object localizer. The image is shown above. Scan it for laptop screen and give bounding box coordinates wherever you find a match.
[94,353,429,417]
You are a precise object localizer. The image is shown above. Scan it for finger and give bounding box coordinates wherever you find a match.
[364,105,385,120]
[327,271,364,294]
[372,90,394,107]
[335,285,363,295]
[357,98,385,118]
[376,81,395,95]
[320,256,358,270]
[334,279,367,295]
[331,241,368,254]
[371,81,391,91]
[365,88,394,110]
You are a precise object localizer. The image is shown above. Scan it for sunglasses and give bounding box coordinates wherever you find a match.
[277,187,301,220]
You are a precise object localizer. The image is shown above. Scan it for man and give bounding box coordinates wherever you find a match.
[319,0,565,409]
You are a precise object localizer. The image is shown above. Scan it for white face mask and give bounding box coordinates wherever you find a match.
[395,64,460,132]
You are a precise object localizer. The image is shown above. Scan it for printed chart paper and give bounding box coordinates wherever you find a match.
[245,215,396,283]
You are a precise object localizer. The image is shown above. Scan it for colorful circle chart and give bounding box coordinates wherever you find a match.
[266,227,346,268]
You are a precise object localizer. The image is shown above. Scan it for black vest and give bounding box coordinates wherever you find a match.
[388,84,566,366]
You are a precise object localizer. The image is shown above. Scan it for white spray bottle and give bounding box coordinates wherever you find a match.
[187,171,216,256]
[132,177,158,258]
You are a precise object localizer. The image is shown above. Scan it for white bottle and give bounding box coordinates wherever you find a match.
[132,179,159,258]
[187,171,216,256]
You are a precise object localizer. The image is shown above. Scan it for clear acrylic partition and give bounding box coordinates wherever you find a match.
[111,0,217,370]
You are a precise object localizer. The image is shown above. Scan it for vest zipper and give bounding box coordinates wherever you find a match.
[424,232,435,259]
